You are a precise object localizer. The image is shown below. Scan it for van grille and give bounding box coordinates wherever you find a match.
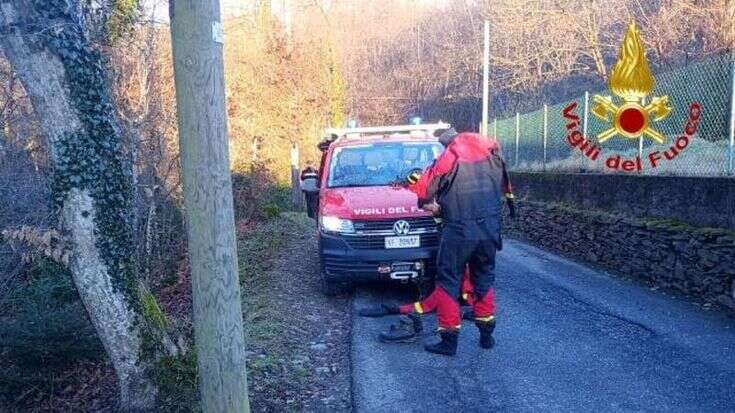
[352,216,438,233]
[344,217,440,250]
[343,232,440,250]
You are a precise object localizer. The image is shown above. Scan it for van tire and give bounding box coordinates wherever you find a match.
[323,274,353,296]
[322,279,341,296]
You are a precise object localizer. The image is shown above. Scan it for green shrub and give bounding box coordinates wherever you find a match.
[232,165,292,220]
[262,203,281,219]
[0,261,103,370]
[154,351,199,411]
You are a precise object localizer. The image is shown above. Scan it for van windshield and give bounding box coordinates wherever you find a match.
[328,142,443,188]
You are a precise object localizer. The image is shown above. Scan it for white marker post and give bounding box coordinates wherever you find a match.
[583,91,589,138]
[639,96,646,173]
[291,143,303,209]
[515,112,520,166]
[543,104,548,171]
[583,91,590,171]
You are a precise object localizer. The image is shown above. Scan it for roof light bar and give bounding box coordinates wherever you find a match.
[324,122,451,138]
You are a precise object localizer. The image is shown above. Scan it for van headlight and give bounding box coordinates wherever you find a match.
[320,216,355,233]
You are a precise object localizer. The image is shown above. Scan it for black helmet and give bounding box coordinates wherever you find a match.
[435,127,458,147]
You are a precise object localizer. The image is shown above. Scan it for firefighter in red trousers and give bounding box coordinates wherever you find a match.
[360,128,515,356]
[360,204,480,344]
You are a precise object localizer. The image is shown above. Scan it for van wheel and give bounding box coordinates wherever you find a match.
[322,273,353,296]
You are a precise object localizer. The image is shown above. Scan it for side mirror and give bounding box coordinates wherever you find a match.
[300,169,319,218]
[300,168,319,193]
[301,177,319,194]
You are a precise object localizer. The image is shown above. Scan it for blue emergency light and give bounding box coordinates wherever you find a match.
[410,116,422,125]
[347,120,358,128]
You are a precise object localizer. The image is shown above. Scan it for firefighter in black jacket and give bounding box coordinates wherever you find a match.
[360,128,515,356]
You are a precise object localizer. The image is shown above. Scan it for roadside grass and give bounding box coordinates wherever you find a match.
[237,211,329,410]
[0,179,309,411]
[153,211,313,411]
[0,260,112,410]
[239,212,313,378]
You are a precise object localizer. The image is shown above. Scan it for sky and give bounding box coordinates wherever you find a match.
[143,0,277,23]
[144,0,452,23]
[221,0,255,16]
[220,0,256,15]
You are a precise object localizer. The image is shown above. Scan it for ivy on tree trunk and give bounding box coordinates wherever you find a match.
[0,0,159,409]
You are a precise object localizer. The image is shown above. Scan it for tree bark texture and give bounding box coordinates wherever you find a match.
[169,1,251,412]
[0,1,154,410]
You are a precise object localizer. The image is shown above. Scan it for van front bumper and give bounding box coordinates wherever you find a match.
[319,231,438,283]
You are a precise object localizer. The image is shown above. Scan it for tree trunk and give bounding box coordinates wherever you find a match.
[170,1,251,411]
[0,1,155,410]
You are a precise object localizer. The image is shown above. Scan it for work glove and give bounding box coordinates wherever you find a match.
[406,168,422,185]
[392,168,423,188]
[421,200,441,215]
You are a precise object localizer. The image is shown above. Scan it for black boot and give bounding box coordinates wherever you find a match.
[358,303,400,318]
[379,314,423,343]
[476,319,496,349]
[424,329,458,356]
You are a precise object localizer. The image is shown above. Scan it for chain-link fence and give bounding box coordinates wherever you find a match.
[493,53,735,177]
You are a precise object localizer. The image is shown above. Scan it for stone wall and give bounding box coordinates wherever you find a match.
[509,172,735,231]
[505,200,735,308]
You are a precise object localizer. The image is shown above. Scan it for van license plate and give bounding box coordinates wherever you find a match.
[385,236,420,249]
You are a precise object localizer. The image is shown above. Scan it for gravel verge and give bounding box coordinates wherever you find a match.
[243,213,352,412]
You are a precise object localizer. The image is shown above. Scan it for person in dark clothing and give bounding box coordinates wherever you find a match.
[360,128,515,356]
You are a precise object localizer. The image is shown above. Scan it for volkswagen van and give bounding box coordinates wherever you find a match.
[302,123,449,294]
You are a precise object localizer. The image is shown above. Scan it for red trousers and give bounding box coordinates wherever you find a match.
[399,267,495,329]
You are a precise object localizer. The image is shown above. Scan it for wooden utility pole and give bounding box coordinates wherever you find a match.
[481,19,490,135]
[169,2,250,412]
[416,21,422,118]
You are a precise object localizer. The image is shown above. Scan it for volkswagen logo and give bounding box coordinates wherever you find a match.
[393,220,411,235]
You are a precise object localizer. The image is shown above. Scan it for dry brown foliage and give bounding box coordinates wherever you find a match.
[2,226,72,267]
[224,12,340,181]
[298,0,730,123]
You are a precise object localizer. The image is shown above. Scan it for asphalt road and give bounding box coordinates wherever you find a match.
[351,239,735,412]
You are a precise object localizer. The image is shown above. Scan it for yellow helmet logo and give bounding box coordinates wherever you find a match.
[591,22,672,144]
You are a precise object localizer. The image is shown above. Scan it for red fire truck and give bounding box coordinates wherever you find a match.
[301,123,450,295]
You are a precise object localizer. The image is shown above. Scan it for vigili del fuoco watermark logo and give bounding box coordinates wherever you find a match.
[562,22,703,172]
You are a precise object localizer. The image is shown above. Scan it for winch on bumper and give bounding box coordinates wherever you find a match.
[319,217,439,284]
